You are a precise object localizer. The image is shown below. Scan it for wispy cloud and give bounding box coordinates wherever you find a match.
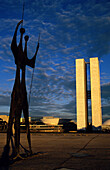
[0,0,110,121]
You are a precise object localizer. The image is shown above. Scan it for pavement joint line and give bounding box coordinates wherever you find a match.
[76,134,99,153]
[55,134,99,169]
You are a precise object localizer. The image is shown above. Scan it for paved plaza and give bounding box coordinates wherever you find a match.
[0,133,110,170]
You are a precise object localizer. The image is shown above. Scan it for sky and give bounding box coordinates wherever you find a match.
[0,0,110,123]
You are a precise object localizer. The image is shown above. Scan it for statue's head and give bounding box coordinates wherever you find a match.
[24,35,29,42]
[20,28,25,34]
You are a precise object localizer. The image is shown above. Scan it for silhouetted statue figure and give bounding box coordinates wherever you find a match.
[6,20,39,159]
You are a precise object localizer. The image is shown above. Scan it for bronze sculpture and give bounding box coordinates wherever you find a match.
[6,20,39,159]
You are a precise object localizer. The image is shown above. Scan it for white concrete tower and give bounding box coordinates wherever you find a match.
[90,57,102,130]
[76,59,88,131]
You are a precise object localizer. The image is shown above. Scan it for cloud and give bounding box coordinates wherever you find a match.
[0,0,110,121]
[102,106,110,123]
[7,78,15,82]
[1,0,109,63]
[5,66,16,71]
[0,94,11,106]
[101,82,110,99]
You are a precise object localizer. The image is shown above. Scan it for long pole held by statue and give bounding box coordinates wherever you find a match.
[28,33,40,105]
[21,2,25,27]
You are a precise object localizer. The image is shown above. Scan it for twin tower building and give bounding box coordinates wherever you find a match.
[76,57,102,131]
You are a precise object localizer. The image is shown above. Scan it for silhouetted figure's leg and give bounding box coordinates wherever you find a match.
[21,67,32,155]
[14,109,21,156]
[7,67,21,157]
[23,91,32,155]
[1,99,15,165]
[23,104,32,154]
[7,102,15,149]
[1,87,18,164]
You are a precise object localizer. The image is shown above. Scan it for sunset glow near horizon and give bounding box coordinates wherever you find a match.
[0,0,110,123]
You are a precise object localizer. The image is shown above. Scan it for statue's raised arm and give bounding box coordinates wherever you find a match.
[11,20,23,55]
[25,39,40,68]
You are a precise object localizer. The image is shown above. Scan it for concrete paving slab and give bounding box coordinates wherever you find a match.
[0,133,110,170]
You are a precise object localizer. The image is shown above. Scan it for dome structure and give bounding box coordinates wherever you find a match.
[103,119,110,126]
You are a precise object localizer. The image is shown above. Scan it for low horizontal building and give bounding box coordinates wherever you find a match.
[0,115,9,123]
[20,117,31,123]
